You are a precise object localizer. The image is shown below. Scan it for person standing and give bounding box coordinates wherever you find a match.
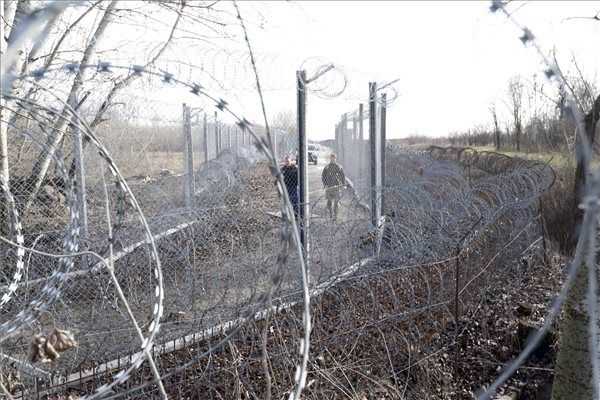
[280,155,299,220]
[321,153,346,221]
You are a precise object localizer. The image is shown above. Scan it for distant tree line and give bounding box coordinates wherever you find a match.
[448,70,598,155]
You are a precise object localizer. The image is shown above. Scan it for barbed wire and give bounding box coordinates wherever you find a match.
[0,1,598,399]
[481,1,598,399]
[2,43,306,400]
[1,81,169,399]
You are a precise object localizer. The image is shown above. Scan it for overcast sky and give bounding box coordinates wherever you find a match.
[101,1,600,141]
[209,1,600,140]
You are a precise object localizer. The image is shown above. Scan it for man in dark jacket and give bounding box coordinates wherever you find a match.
[280,155,299,220]
[321,153,346,221]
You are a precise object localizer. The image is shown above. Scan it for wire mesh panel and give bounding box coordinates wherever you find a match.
[0,62,565,400]
[334,100,380,225]
[2,2,598,399]
[0,57,311,399]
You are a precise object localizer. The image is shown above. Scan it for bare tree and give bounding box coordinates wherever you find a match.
[67,0,185,178]
[489,103,500,150]
[24,1,117,212]
[0,1,9,186]
[1,0,32,184]
[507,76,524,152]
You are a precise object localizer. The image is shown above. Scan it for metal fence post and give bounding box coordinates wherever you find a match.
[380,93,387,214]
[273,129,278,159]
[203,113,208,164]
[341,113,347,166]
[214,111,219,157]
[72,114,88,239]
[358,103,364,185]
[297,70,309,254]
[182,103,194,209]
[334,123,339,157]
[352,115,357,178]
[369,82,380,227]
[337,117,342,163]
[235,127,239,155]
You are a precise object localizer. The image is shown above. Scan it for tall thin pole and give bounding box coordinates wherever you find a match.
[273,129,278,159]
[203,113,208,164]
[369,82,379,227]
[72,115,88,238]
[235,127,239,155]
[182,103,194,209]
[380,93,387,214]
[297,70,309,253]
[0,2,9,190]
[334,123,339,157]
[194,112,200,160]
[358,103,364,180]
[341,113,347,165]
[352,115,357,181]
[214,111,219,156]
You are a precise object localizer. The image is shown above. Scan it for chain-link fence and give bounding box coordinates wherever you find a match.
[0,64,558,400]
[1,2,599,399]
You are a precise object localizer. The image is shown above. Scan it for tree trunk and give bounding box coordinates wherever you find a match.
[551,263,594,400]
[0,1,8,187]
[515,123,521,152]
[490,105,500,151]
[572,96,600,246]
[493,121,500,151]
[24,1,116,212]
[495,128,501,150]
[65,0,183,179]
[6,2,101,136]
[0,0,30,185]
[552,95,600,400]
[3,1,17,29]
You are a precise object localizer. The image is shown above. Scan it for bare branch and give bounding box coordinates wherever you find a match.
[25,0,118,212]
[562,9,600,23]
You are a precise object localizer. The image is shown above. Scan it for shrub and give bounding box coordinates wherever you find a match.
[540,162,576,255]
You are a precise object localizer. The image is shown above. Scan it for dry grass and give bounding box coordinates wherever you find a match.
[473,146,574,167]
[83,150,207,184]
[539,163,577,254]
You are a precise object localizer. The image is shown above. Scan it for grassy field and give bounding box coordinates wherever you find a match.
[82,150,208,185]
[472,146,574,167]
[109,150,208,178]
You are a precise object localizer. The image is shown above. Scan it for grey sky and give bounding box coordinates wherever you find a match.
[95,1,599,141]
[224,1,600,140]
